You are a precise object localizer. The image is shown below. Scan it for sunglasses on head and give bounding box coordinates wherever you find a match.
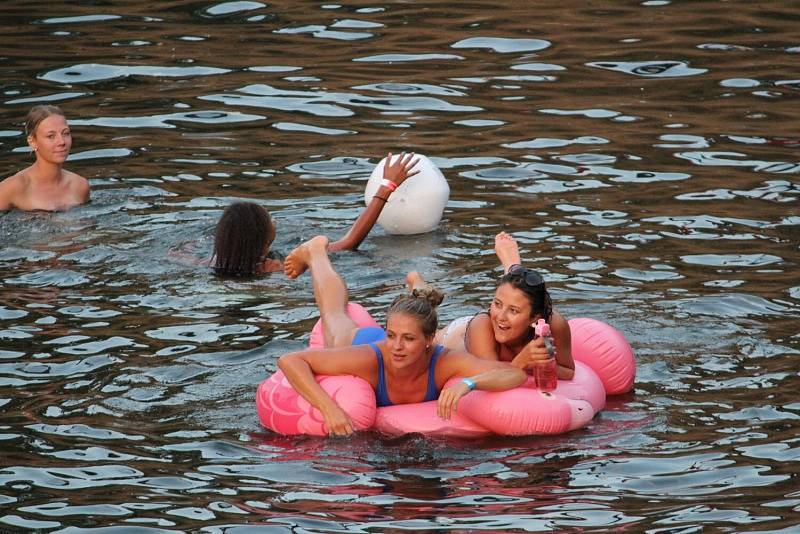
[507,264,545,288]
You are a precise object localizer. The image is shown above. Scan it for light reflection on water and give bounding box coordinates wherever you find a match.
[1,0,799,531]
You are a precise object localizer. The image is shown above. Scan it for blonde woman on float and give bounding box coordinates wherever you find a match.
[278,234,526,436]
[0,105,90,211]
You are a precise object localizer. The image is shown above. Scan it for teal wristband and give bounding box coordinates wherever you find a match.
[461,378,476,391]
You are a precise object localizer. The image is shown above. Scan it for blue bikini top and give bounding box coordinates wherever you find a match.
[368,342,443,407]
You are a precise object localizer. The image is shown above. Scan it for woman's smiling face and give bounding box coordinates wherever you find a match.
[385,312,432,370]
[489,283,538,344]
[29,114,71,164]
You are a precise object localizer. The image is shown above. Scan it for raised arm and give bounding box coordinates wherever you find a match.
[436,351,526,419]
[277,345,375,436]
[328,152,420,252]
[549,310,575,379]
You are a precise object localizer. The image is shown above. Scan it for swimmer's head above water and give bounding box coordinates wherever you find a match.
[212,201,276,277]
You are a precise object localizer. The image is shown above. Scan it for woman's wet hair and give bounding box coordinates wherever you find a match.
[387,286,445,337]
[212,202,275,277]
[498,267,553,322]
[25,105,65,138]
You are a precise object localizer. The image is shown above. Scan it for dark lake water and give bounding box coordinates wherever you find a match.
[1,1,799,531]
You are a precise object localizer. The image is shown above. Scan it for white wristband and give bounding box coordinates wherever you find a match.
[461,377,476,391]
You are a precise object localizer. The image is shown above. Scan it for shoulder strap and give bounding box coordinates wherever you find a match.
[423,345,445,402]
[370,343,393,407]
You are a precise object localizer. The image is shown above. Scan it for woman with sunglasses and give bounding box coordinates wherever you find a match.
[277,235,527,436]
[428,232,575,380]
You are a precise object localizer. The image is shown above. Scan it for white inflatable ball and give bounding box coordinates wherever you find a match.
[364,153,450,235]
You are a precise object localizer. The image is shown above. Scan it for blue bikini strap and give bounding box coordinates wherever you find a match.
[424,345,445,402]
[369,342,393,407]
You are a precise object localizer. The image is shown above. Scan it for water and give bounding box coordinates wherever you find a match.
[1,1,798,531]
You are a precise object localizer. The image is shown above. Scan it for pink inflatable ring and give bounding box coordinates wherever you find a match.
[256,313,635,437]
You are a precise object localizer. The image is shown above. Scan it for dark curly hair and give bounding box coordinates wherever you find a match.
[212,202,275,277]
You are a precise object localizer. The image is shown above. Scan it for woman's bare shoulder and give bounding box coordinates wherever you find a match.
[550,309,570,328]
[468,311,491,328]
[0,170,27,209]
[1,169,28,188]
[63,170,90,198]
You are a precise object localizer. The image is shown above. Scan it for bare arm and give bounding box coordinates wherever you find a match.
[277,345,375,435]
[328,152,420,252]
[436,350,526,419]
[168,246,210,267]
[463,313,502,360]
[550,310,575,380]
[505,314,574,380]
[468,309,574,379]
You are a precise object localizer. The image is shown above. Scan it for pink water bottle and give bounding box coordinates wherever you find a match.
[532,319,557,392]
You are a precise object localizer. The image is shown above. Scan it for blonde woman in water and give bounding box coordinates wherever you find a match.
[0,105,90,212]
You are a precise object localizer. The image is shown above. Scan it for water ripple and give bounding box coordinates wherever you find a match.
[675,181,799,203]
[353,53,464,62]
[675,152,800,174]
[144,323,259,343]
[25,425,144,442]
[666,294,791,318]
[452,37,551,53]
[272,122,355,136]
[72,111,263,129]
[201,2,266,17]
[275,25,374,41]
[199,462,361,485]
[540,108,640,122]
[202,83,481,116]
[587,60,707,78]
[570,453,788,496]
[5,92,89,105]
[503,136,609,149]
[0,354,120,378]
[39,15,122,24]
[40,64,230,84]
[4,269,89,288]
[681,254,782,267]
[355,82,467,97]
[286,157,373,178]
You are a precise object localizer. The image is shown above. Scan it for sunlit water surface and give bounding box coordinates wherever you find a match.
[1,1,798,532]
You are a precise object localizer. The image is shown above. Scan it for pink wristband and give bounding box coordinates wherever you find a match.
[381,178,398,191]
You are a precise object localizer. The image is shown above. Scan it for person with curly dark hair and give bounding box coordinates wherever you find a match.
[210,152,420,277]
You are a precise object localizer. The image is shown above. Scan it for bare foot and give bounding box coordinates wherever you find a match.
[284,235,330,279]
[260,257,284,274]
[494,232,522,273]
[406,271,429,293]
